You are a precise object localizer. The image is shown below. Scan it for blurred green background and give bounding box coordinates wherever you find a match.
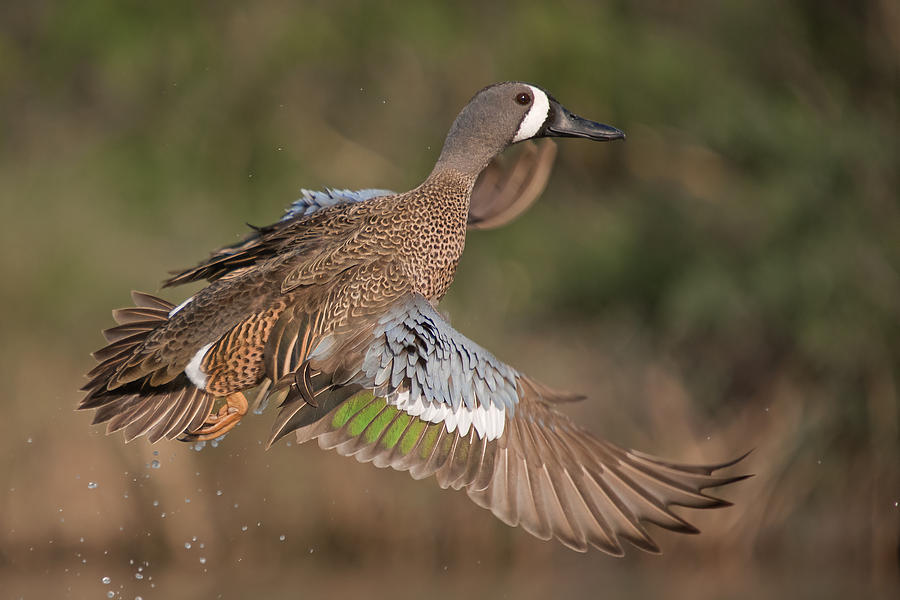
[2,1,898,598]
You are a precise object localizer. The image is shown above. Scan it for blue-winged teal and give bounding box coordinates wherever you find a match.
[82,82,746,553]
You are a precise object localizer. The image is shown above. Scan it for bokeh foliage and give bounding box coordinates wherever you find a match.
[1,1,898,598]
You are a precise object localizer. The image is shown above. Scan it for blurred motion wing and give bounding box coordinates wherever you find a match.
[467,139,557,230]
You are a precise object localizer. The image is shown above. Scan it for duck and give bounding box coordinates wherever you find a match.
[81,81,746,553]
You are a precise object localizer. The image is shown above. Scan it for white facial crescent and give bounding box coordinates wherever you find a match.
[512,85,551,143]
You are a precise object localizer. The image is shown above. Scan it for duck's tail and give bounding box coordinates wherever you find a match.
[79,291,215,443]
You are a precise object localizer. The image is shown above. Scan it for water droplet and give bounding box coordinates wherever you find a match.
[107,592,115,599]
[101,576,111,584]
[199,557,206,564]
[241,525,248,532]
[88,482,98,490]
[184,542,191,549]
[184,498,190,503]
[309,547,315,554]
[216,490,223,496]
[134,572,143,580]
[26,437,32,443]
[152,500,159,507]
[279,535,285,541]
[150,460,160,469]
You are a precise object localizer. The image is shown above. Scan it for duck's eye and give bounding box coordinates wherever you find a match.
[515,92,532,105]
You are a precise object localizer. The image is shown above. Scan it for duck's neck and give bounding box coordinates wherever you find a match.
[431,111,508,179]
[423,166,479,196]
[396,169,475,301]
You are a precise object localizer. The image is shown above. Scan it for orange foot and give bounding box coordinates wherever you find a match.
[181,392,248,442]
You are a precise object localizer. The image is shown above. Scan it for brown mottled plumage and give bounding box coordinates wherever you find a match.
[81,82,747,553]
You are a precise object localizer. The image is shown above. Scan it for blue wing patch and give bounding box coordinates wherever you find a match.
[283,188,395,220]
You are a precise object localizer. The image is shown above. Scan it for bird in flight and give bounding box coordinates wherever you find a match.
[81,82,746,553]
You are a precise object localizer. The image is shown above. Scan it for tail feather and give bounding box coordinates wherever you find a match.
[130,290,176,311]
[102,321,159,343]
[112,306,171,324]
[91,332,151,362]
[80,291,215,443]
[144,388,195,443]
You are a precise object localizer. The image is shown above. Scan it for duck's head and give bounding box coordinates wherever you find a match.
[435,81,624,177]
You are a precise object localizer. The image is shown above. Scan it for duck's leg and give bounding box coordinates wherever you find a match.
[181,392,248,442]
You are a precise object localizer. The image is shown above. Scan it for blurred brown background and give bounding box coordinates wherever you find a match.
[2,1,898,598]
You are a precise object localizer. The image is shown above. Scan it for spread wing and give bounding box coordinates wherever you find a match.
[263,293,746,554]
[163,140,557,287]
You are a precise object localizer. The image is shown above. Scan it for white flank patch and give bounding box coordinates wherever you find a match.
[388,390,506,441]
[168,296,194,318]
[185,342,213,389]
[512,85,550,142]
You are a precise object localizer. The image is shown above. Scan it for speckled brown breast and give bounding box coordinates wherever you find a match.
[392,170,473,301]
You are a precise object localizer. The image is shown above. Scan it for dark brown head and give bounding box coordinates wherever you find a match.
[434,81,624,177]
